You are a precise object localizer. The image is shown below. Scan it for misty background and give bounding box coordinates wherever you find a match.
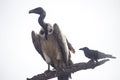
[0,0,120,80]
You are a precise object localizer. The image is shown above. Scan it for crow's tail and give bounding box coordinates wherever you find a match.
[105,54,116,59]
[98,52,116,59]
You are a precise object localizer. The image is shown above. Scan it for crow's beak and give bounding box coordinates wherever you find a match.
[79,48,83,50]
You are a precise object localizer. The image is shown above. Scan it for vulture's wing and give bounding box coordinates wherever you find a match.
[66,39,75,53]
[31,31,45,60]
[53,24,73,80]
[53,23,69,65]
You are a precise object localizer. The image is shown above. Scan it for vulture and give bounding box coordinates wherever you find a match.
[29,7,75,80]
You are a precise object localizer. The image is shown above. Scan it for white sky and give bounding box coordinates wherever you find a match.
[0,0,120,80]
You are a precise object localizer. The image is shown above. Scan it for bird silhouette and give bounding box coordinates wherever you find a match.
[29,7,75,80]
[29,7,48,40]
[79,47,116,62]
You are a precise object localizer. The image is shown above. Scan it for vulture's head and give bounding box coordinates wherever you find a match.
[29,7,46,20]
[29,7,49,40]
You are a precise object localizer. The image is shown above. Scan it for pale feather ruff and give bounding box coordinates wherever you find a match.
[39,23,53,37]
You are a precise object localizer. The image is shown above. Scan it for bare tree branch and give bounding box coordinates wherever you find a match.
[27,59,109,80]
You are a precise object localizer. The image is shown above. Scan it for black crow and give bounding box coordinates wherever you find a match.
[79,47,116,62]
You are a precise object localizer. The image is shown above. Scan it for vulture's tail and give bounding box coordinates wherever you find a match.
[58,75,69,80]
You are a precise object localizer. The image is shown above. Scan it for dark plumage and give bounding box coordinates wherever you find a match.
[29,7,48,40]
[79,47,116,62]
[29,7,75,80]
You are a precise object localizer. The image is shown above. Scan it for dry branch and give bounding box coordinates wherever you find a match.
[27,59,109,80]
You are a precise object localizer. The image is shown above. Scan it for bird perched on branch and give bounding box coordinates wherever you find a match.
[79,47,116,62]
[29,7,75,80]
